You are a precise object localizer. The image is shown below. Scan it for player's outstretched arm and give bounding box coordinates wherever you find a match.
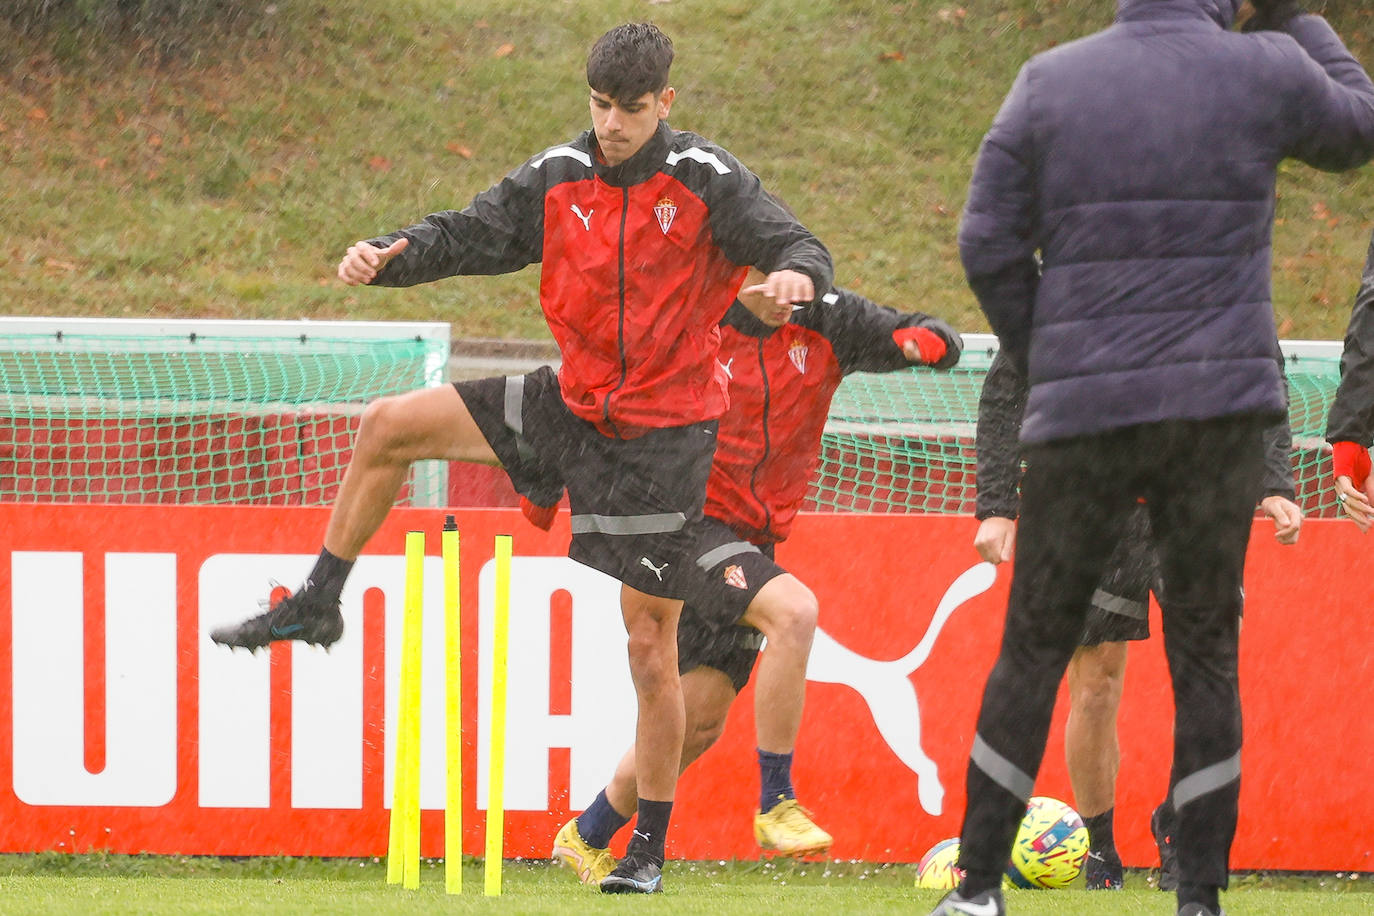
[337,238,409,286]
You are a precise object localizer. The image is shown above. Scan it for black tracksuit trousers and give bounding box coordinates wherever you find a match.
[956,414,1270,891]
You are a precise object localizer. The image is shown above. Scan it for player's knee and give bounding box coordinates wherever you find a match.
[624,629,677,686]
[1072,670,1123,718]
[357,395,406,452]
[749,578,818,649]
[771,586,819,648]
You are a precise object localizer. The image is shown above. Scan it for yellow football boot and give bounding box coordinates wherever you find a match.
[753,797,833,858]
[552,817,617,886]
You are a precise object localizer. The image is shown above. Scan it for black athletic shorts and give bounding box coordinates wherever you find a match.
[1080,504,1157,647]
[676,517,787,692]
[454,366,717,599]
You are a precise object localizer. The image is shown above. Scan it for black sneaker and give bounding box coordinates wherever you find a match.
[926,887,1006,916]
[1152,803,1179,891]
[209,583,343,650]
[599,853,663,894]
[1084,849,1124,890]
[1176,904,1224,916]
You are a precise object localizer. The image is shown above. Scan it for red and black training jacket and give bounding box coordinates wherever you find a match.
[366,121,833,438]
[707,289,961,544]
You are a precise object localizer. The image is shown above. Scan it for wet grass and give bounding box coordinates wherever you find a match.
[0,855,1368,914]
[2,1,1373,339]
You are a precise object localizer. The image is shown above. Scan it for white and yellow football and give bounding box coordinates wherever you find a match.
[1004,796,1089,889]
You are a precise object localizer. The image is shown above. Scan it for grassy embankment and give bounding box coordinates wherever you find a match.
[1,0,1372,341]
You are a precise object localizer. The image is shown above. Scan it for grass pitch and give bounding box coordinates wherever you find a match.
[1,855,1368,915]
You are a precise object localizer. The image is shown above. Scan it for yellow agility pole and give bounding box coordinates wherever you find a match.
[484,534,512,896]
[442,516,462,894]
[387,530,425,889]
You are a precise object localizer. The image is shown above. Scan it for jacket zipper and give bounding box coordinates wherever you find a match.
[747,338,774,537]
[602,186,630,438]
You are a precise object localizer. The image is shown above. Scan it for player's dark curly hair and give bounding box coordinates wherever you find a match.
[586,23,674,103]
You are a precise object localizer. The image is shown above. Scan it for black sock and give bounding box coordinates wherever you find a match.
[576,789,630,849]
[307,547,354,602]
[628,798,672,867]
[1085,808,1118,858]
[1179,883,1219,912]
[757,748,795,811]
[961,869,1002,898]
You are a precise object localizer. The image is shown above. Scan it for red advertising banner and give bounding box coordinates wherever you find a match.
[0,504,1369,871]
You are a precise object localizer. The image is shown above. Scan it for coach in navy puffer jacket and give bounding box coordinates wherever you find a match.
[935,5,1374,916]
[959,0,1374,446]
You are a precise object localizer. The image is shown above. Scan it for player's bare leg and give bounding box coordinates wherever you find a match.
[210,385,497,650]
[600,585,684,893]
[741,575,817,755]
[605,667,738,813]
[740,575,831,856]
[558,668,735,887]
[1066,640,1129,889]
[324,385,499,559]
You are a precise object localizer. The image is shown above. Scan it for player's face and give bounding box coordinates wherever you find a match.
[590,88,673,166]
[738,269,793,328]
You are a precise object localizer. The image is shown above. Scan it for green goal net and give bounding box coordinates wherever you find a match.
[0,325,1345,519]
[0,320,450,506]
[807,337,1344,520]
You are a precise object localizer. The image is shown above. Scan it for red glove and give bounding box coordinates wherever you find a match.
[893,326,947,365]
[520,496,558,531]
[1331,441,1372,489]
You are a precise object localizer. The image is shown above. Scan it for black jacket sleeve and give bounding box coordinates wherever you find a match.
[366,157,548,287]
[801,288,963,374]
[1262,357,1297,500]
[692,147,833,299]
[1326,229,1374,446]
[975,350,1026,520]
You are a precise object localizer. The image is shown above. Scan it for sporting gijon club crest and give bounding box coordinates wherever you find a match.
[653,197,677,234]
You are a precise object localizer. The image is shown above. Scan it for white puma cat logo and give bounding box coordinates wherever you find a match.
[639,557,668,581]
[570,204,593,231]
[804,562,997,815]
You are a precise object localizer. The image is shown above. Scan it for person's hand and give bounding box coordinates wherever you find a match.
[1331,440,1374,532]
[1259,495,1303,545]
[1241,0,1304,31]
[974,516,1016,564]
[741,269,814,306]
[337,237,409,285]
[1335,476,1374,532]
[893,326,949,365]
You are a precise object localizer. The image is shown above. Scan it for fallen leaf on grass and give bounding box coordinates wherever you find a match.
[27,107,48,122]
[879,51,905,62]
[494,43,515,58]
[368,155,393,172]
[445,141,474,159]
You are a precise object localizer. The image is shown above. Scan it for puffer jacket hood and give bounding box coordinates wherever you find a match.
[1117,0,1243,28]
